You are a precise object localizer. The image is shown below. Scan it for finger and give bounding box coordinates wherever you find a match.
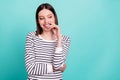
[49,23,58,28]
[49,23,55,29]
[49,22,55,26]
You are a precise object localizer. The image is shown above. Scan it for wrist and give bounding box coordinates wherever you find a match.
[57,34,62,40]
[57,40,62,47]
[55,47,63,53]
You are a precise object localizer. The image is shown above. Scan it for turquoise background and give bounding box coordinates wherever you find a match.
[0,0,120,80]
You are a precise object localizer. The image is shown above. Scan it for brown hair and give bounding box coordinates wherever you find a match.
[35,3,58,36]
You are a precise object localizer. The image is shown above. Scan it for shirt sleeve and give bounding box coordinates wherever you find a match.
[25,33,53,75]
[53,36,71,70]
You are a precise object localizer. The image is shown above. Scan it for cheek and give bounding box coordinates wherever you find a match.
[51,18,55,23]
[38,20,44,25]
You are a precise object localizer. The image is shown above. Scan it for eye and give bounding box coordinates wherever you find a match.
[48,16,52,18]
[39,17,44,20]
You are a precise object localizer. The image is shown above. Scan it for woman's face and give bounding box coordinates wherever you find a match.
[38,9,55,32]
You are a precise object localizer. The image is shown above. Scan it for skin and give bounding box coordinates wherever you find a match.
[38,9,66,72]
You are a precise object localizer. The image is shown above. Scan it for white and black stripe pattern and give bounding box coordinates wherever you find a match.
[53,36,70,70]
[25,32,70,80]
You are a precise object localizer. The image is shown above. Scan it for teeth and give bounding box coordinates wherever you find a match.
[44,24,50,28]
[45,24,49,27]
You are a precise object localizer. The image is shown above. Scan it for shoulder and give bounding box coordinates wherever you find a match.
[26,32,36,37]
[62,35,71,47]
[62,35,70,42]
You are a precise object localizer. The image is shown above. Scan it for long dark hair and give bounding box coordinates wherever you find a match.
[35,3,58,36]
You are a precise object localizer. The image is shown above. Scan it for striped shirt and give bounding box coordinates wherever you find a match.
[25,32,70,80]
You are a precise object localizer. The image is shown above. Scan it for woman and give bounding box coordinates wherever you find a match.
[25,3,70,80]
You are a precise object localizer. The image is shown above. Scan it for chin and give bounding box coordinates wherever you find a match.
[44,28,52,32]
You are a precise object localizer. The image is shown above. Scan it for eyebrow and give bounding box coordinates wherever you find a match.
[47,14,52,16]
[38,14,53,17]
[38,16,44,18]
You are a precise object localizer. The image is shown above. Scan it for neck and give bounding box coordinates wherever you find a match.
[40,31,55,40]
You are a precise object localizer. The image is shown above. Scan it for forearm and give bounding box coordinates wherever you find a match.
[53,36,66,71]
[57,34,62,47]
[53,63,66,72]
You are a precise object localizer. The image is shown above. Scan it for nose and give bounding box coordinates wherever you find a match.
[44,17,49,23]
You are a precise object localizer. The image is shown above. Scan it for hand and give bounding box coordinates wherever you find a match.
[59,63,66,72]
[53,63,67,72]
[49,23,62,47]
[49,23,62,40]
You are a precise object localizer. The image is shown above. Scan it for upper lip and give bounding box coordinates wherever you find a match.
[43,23,51,28]
[44,23,51,26]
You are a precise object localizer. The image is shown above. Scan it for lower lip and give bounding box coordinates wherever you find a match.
[44,25,50,29]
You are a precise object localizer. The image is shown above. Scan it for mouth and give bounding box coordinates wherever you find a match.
[43,23,51,29]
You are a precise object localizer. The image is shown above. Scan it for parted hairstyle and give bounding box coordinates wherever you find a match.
[35,3,58,36]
